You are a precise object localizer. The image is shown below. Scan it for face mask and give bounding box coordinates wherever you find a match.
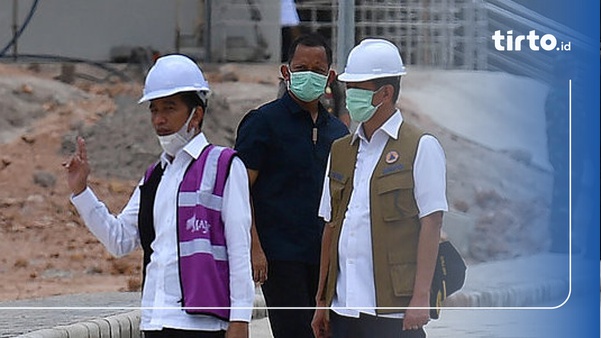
[345,87,383,123]
[288,68,328,102]
[157,108,196,156]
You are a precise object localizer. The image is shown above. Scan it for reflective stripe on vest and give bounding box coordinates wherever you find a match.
[179,238,228,261]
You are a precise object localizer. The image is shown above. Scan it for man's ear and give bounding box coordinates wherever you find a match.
[371,84,391,107]
[326,69,337,86]
[380,84,395,104]
[280,64,291,82]
[190,106,204,132]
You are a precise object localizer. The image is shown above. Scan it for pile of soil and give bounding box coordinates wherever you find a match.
[0,61,552,302]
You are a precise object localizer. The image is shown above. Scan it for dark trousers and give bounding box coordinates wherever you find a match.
[143,328,225,338]
[261,260,319,338]
[330,311,426,338]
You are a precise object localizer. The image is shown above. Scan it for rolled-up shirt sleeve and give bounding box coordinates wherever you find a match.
[414,135,448,218]
[70,183,141,257]
[222,157,254,322]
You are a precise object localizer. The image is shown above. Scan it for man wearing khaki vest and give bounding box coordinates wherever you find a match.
[311,39,448,338]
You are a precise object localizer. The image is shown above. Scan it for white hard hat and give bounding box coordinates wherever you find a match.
[338,39,406,82]
[138,54,210,104]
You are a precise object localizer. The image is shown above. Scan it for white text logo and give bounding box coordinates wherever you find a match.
[492,30,571,52]
[186,215,211,234]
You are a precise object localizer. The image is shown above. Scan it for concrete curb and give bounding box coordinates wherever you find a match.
[17,291,267,338]
[444,253,572,308]
[17,311,140,338]
[445,279,569,307]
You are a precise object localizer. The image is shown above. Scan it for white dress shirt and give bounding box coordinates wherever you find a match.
[71,133,254,331]
[318,110,448,318]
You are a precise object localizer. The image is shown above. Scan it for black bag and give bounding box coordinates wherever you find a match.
[430,240,467,319]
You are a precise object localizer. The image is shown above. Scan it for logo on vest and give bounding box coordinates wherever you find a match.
[385,150,399,164]
[186,215,211,234]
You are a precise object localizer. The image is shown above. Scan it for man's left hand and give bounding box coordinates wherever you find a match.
[226,321,248,338]
[402,294,430,331]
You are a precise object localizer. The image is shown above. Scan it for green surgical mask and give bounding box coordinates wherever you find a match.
[345,87,383,123]
[288,69,328,102]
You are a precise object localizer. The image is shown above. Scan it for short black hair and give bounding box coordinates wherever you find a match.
[373,76,401,104]
[287,33,333,67]
[181,91,206,110]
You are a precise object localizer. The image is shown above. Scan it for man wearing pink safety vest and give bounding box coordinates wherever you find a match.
[65,54,254,338]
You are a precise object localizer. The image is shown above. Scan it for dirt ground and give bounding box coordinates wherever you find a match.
[0,61,552,302]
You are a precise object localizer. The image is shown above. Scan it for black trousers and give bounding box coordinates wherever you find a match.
[261,260,319,338]
[330,311,426,338]
[143,328,225,338]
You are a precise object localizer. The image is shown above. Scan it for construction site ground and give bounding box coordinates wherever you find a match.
[0,60,554,304]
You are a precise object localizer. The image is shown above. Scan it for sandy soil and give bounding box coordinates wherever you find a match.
[0,61,552,302]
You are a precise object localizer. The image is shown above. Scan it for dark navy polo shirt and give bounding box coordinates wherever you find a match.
[235,91,349,264]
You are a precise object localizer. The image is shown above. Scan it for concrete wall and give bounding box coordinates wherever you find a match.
[0,0,197,61]
[209,0,281,62]
[0,0,280,62]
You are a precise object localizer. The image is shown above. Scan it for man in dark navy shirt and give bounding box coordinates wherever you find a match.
[235,33,348,338]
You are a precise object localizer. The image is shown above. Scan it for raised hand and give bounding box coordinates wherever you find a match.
[63,136,91,196]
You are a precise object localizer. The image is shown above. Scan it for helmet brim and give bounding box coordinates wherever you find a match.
[338,70,406,82]
[138,86,210,104]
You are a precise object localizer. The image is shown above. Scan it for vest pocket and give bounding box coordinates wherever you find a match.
[329,172,347,201]
[376,172,418,221]
[389,263,416,296]
[388,250,416,296]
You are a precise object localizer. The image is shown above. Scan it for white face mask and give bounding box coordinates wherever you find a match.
[157,108,197,157]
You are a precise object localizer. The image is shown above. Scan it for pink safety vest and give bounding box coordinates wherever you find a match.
[141,144,236,320]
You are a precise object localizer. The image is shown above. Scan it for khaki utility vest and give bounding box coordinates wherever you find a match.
[325,121,426,314]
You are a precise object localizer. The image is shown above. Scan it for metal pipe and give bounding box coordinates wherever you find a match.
[175,0,181,52]
[12,0,18,60]
[198,0,205,59]
[336,0,355,73]
[204,0,212,62]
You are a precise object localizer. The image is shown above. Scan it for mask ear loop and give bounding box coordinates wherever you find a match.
[371,86,385,110]
[185,107,197,134]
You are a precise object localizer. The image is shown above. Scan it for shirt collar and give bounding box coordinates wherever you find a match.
[159,132,209,168]
[281,90,302,114]
[281,90,329,124]
[351,109,404,144]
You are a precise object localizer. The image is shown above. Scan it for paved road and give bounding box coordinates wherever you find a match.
[2,254,595,337]
[250,298,594,338]
[2,294,596,338]
[0,292,139,337]
[249,309,562,338]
